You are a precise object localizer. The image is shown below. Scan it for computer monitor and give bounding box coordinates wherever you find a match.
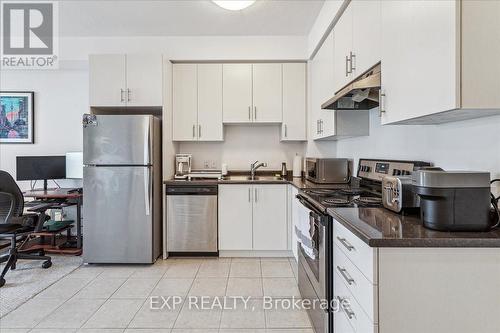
[16,156,66,191]
[65,152,83,179]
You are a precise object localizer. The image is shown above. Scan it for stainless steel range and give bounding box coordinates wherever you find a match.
[296,158,431,333]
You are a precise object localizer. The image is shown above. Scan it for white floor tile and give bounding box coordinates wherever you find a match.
[196,261,230,278]
[98,266,137,279]
[262,278,300,298]
[229,262,261,278]
[220,299,265,329]
[37,277,93,299]
[74,278,126,299]
[0,298,65,328]
[188,278,227,297]
[173,299,222,329]
[261,262,294,278]
[36,298,105,329]
[127,297,181,329]
[111,278,160,299]
[82,299,144,329]
[226,278,263,297]
[164,263,200,278]
[265,305,311,329]
[150,278,193,297]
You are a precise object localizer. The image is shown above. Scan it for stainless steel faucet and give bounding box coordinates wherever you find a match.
[250,160,267,180]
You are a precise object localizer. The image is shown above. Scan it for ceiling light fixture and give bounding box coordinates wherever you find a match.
[212,0,256,11]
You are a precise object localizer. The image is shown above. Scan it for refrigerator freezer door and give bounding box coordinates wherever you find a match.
[83,114,152,165]
[83,165,153,263]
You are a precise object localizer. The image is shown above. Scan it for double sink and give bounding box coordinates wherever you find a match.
[222,175,285,182]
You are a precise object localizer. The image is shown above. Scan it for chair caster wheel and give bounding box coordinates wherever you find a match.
[0,278,5,288]
[39,250,45,256]
[42,260,52,269]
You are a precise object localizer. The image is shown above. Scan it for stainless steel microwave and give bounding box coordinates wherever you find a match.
[305,158,351,184]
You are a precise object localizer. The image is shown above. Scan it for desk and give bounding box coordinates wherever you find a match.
[23,188,83,255]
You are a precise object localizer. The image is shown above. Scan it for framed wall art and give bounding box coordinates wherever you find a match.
[0,91,34,144]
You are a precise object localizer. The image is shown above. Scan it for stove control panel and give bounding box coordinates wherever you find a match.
[358,159,431,182]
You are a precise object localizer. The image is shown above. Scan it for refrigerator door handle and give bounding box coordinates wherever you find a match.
[144,167,151,216]
[144,119,150,165]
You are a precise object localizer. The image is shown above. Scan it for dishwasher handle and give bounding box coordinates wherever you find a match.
[166,185,218,195]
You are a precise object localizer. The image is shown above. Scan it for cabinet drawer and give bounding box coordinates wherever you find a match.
[334,243,377,323]
[334,308,355,333]
[333,220,377,283]
[335,268,378,333]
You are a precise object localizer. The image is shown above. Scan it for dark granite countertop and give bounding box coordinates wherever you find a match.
[164,175,328,189]
[328,207,500,248]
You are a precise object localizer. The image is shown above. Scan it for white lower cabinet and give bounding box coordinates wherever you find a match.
[218,184,287,252]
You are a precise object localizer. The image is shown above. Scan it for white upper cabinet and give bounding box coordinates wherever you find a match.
[333,5,353,92]
[173,64,223,141]
[380,0,457,124]
[380,0,500,124]
[282,63,307,141]
[126,54,163,107]
[252,64,283,123]
[89,54,162,107]
[172,64,198,141]
[223,64,253,123]
[351,0,381,76]
[89,55,127,107]
[197,64,223,141]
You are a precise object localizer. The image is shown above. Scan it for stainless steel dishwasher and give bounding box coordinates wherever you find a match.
[166,184,218,254]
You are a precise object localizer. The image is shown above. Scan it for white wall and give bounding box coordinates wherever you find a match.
[179,125,305,170]
[0,69,88,190]
[336,109,500,187]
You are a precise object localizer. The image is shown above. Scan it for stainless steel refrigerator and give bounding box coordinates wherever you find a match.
[82,114,162,264]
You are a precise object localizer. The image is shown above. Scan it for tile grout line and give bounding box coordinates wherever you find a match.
[170,261,200,330]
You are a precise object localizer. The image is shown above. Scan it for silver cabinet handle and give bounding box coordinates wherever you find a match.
[316,120,319,134]
[198,125,201,138]
[284,124,288,138]
[379,90,386,116]
[248,188,251,202]
[192,124,196,138]
[248,106,251,121]
[337,297,355,319]
[254,188,258,202]
[254,106,257,120]
[349,51,356,73]
[345,55,350,76]
[336,266,355,285]
[337,236,355,251]
[120,89,125,102]
[127,88,131,102]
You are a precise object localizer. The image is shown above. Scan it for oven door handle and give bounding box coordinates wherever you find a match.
[296,194,324,215]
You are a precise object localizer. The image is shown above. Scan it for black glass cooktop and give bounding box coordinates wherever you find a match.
[301,188,383,209]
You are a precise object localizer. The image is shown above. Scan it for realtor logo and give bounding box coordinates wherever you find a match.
[1,1,59,69]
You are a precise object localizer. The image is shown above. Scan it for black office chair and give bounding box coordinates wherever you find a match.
[0,170,52,288]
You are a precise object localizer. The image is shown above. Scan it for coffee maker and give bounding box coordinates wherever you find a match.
[175,154,192,179]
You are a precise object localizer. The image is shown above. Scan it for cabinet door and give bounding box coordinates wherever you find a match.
[282,63,307,141]
[218,185,253,251]
[89,54,126,107]
[352,0,381,76]
[252,185,287,250]
[290,186,300,260]
[311,31,335,139]
[223,64,253,123]
[126,54,163,107]
[333,5,353,92]
[198,64,223,141]
[380,0,458,124]
[252,64,283,123]
[172,64,198,141]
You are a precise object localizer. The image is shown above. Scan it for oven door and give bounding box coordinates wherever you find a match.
[305,159,318,182]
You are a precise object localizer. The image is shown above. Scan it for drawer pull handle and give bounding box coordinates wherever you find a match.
[337,265,355,285]
[337,236,355,251]
[337,297,356,319]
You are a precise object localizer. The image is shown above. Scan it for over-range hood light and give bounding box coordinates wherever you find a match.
[322,62,381,111]
[212,0,256,11]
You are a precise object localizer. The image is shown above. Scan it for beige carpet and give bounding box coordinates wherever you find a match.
[0,254,82,317]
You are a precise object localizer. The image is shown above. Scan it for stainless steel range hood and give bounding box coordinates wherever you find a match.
[322,62,381,110]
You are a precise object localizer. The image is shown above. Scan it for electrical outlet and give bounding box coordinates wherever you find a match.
[211,160,217,169]
[204,161,210,169]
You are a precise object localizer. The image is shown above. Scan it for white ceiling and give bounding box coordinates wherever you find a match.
[59,0,325,37]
